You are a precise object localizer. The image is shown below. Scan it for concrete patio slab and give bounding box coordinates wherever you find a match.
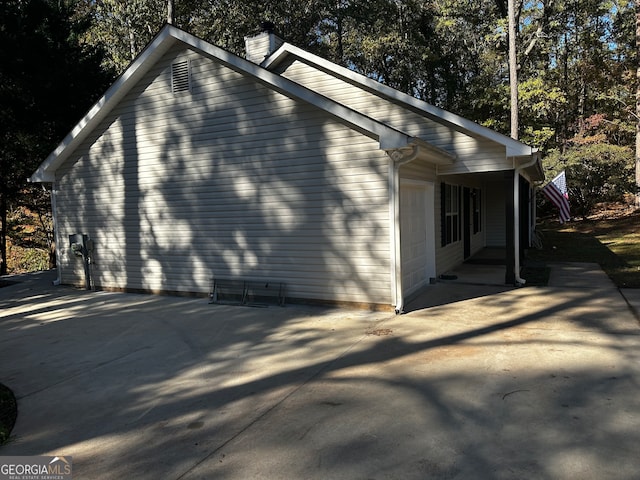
[1,266,639,479]
[547,262,616,289]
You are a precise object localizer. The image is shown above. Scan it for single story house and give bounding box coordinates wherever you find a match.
[30,24,543,312]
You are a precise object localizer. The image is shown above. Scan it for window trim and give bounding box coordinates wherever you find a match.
[441,183,461,246]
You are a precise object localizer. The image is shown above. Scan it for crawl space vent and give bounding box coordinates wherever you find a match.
[171,60,191,94]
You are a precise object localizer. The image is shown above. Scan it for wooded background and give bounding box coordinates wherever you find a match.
[0,0,636,274]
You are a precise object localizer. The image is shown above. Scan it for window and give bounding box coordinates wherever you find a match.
[442,183,460,246]
[472,188,482,234]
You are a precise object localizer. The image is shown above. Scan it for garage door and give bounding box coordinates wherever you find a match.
[400,181,435,296]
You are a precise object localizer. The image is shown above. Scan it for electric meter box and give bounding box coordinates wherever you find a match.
[69,234,89,257]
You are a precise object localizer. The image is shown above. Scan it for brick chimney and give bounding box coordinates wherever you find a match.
[244,21,284,64]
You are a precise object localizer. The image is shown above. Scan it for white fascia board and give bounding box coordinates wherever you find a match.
[29,27,180,183]
[264,44,534,157]
[30,26,413,183]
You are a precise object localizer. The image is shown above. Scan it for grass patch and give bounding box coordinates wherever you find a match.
[0,383,17,445]
[528,210,640,288]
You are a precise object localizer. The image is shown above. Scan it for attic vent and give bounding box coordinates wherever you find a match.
[171,60,191,94]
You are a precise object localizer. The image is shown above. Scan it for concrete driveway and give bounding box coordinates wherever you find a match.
[1,266,639,479]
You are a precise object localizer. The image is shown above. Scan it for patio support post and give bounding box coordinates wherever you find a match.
[504,170,516,284]
[388,145,420,314]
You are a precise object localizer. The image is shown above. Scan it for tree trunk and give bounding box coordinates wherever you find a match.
[0,189,7,276]
[127,17,137,61]
[508,0,519,140]
[636,4,640,208]
[167,0,175,25]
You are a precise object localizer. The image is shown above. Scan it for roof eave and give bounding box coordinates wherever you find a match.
[265,44,536,156]
[31,25,418,184]
[506,144,535,157]
[513,150,544,182]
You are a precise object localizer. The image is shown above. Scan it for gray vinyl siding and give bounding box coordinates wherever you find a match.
[399,158,436,182]
[277,58,510,172]
[55,45,392,305]
[277,57,519,274]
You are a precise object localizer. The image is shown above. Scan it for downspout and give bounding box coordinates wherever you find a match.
[389,145,420,314]
[513,152,539,286]
[51,182,62,286]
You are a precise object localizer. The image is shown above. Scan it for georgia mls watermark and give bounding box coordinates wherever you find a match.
[0,456,72,480]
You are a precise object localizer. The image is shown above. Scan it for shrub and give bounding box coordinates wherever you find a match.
[543,143,634,219]
[7,243,49,273]
[0,383,17,445]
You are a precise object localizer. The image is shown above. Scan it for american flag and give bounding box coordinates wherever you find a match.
[542,171,570,222]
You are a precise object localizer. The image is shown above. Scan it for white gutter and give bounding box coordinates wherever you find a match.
[513,152,540,286]
[388,145,420,314]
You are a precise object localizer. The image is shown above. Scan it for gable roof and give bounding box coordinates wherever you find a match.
[263,43,538,160]
[31,25,444,183]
